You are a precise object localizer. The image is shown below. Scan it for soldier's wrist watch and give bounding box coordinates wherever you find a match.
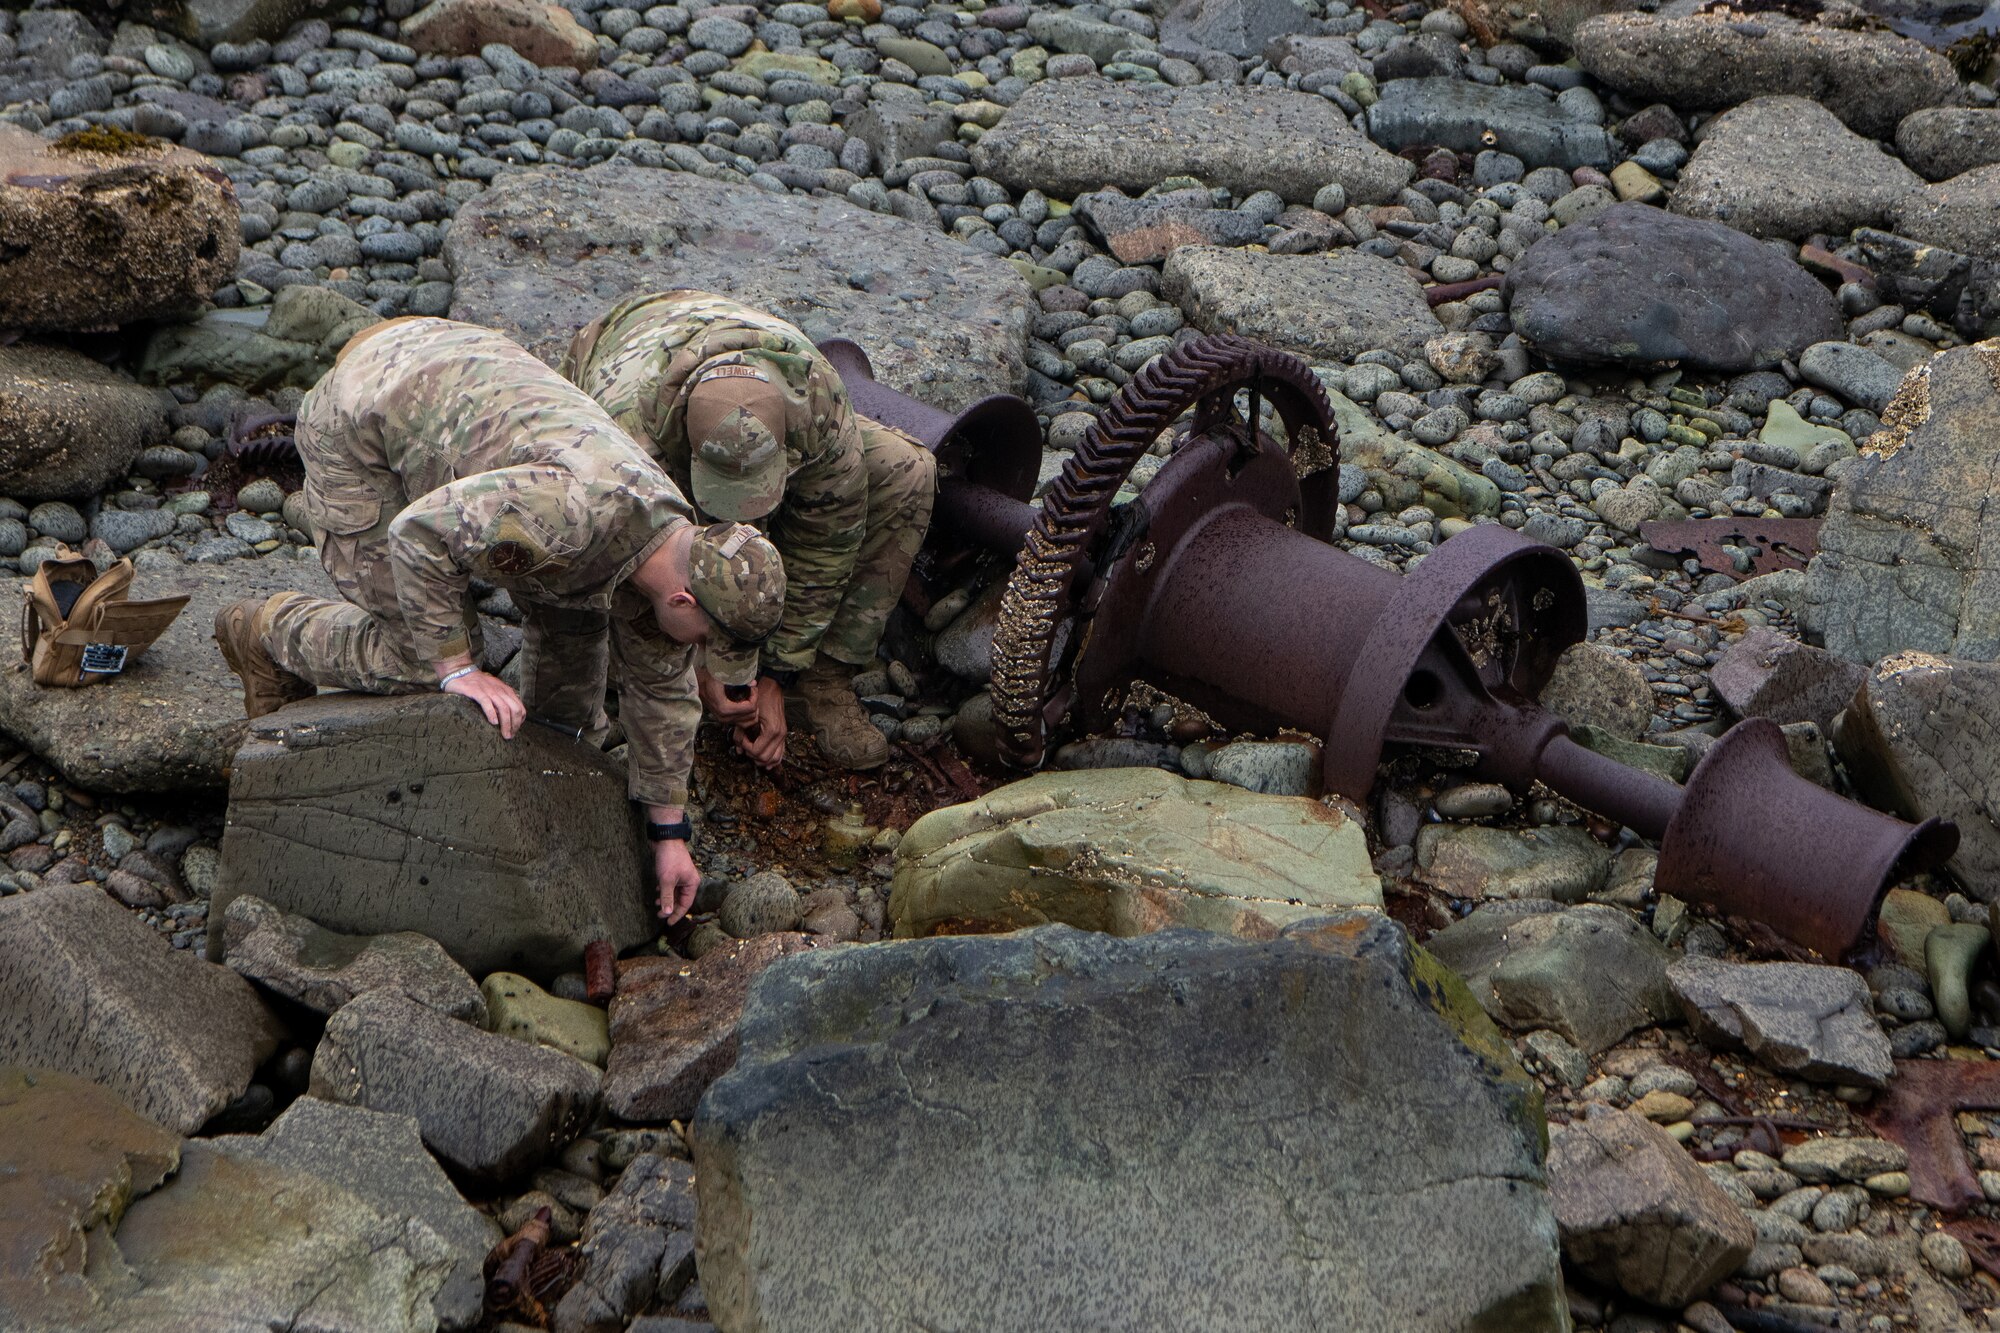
[647,817,693,842]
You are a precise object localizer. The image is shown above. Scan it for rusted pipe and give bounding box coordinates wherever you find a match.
[584,939,616,1006]
[484,1205,551,1310]
[1424,274,1506,306]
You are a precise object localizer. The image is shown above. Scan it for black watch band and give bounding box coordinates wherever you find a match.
[647,817,693,842]
[763,666,800,688]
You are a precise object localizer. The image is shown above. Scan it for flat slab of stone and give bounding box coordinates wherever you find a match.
[1163,247,1442,363]
[1710,626,1867,731]
[888,768,1382,940]
[1893,165,2000,265]
[1897,108,2000,183]
[223,1097,501,1331]
[401,0,599,68]
[0,123,238,332]
[1505,203,1842,371]
[0,885,282,1134]
[444,162,1031,411]
[1365,78,1614,170]
[1667,956,1892,1087]
[1426,901,1674,1054]
[1550,1104,1755,1307]
[1417,823,1612,902]
[1572,9,1956,140]
[1073,187,1266,264]
[0,342,172,501]
[970,77,1414,206]
[0,558,336,793]
[1835,651,2000,896]
[212,691,654,980]
[310,989,601,1183]
[1803,339,2000,664]
[604,933,826,1124]
[0,1067,180,1329]
[1160,0,1322,57]
[693,919,1566,1332]
[221,893,487,1022]
[1670,96,1921,240]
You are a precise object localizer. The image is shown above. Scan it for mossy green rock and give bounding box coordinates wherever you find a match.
[1323,383,1502,517]
[481,972,609,1067]
[888,768,1382,940]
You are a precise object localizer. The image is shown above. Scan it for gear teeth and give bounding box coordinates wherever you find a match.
[987,335,1338,768]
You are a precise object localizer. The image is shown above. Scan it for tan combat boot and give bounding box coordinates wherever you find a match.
[793,655,888,769]
[214,596,316,718]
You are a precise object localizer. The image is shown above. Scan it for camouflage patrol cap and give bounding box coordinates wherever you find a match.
[687,520,785,685]
[684,364,788,522]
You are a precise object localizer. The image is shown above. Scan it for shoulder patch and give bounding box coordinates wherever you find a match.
[718,523,753,558]
[486,540,538,577]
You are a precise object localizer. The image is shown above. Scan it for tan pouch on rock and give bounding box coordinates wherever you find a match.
[21,551,190,687]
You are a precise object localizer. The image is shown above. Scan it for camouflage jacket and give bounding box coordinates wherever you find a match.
[560,291,866,673]
[301,316,702,807]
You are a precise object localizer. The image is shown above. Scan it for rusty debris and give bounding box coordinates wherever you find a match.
[227,409,300,467]
[1424,274,1506,306]
[828,332,1956,960]
[1639,516,1822,577]
[584,938,616,1006]
[1869,1059,2000,1211]
[484,1204,552,1318]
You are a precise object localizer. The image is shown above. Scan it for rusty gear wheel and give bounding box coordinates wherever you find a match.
[988,332,1338,769]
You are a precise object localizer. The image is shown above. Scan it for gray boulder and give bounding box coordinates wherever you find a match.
[1163,247,1443,362]
[693,919,1567,1332]
[400,0,601,68]
[1804,339,2000,663]
[552,1154,699,1333]
[1893,165,2000,264]
[1851,227,2000,339]
[1417,823,1613,902]
[0,123,237,332]
[1798,340,1908,414]
[1670,96,1922,240]
[310,989,601,1183]
[1549,1105,1755,1307]
[1264,32,1371,76]
[445,162,1031,411]
[0,558,338,794]
[842,101,954,174]
[0,342,171,501]
[1572,10,1956,140]
[1709,626,1867,731]
[1024,10,1154,64]
[141,283,378,392]
[1425,901,1675,1055]
[1835,652,2000,898]
[0,885,282,1134]
[221,894,487,1022]
[223,1097,500,1330]
[1896,107,2000,183]
[1160,0,1321,58]
[1667,956,1893,1087]
[1365,78,1614,171]
[1505,203,1842,371]
[211,691,654,980]
[971,78,1414,206]
[1073,187,1267,264]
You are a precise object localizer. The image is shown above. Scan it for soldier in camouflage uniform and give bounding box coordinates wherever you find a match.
[560,290,935,771]
[211,317,786,922]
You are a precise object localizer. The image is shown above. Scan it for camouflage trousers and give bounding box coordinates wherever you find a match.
[815,416,935,668]
[260,509,624,745]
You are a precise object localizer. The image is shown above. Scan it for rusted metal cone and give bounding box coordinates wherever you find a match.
[1654,719,1957,960]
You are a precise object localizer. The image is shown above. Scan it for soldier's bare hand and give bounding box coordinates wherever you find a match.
[444,669,525,739]
[696,669,758,725]
[654,840,701,922]
[735,677,787,769]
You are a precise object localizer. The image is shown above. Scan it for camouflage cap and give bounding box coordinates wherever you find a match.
[687,520,785,685]
[684,366,788,522]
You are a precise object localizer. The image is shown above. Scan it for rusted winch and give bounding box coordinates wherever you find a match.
[825,332,1957,960]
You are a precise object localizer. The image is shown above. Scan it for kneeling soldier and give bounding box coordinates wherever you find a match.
[561,290,936,771]
[212,317,785,923]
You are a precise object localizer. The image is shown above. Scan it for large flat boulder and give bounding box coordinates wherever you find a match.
[604,933,827,1124]
[0,1067,181,1330]
[888,769,1382,940]
[221,893,487,1022]
[0,558,337,794]
[1365,78,1614,171]
[1667,956,1892,1087]
[970,77,1414,206]
[223,1098,501,1330]
[1163,247,1443,363]
[311,989,601,1183]
[1803,340,2000,664]
[693,918,1566,1332]
[211,691,654,980]
[401,0,600,68]
[0,124,237,333]
[0,342,172,501]
[1572,9,1956,140]
[1670,96,1921,241]
[1505,203,1842,371]
[444,162,1031,410]
[0,885,282,1134]
[1835,652,2000,897]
